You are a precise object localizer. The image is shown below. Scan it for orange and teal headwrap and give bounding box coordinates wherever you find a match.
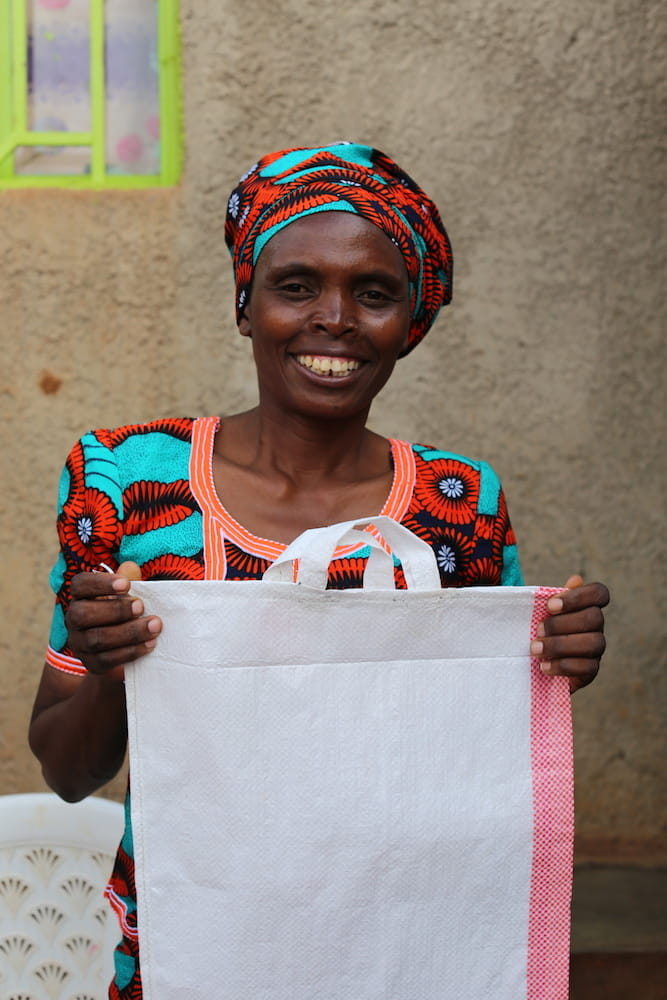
[225,142,453,355]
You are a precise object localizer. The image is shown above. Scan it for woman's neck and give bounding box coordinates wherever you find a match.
[216,406,387,485]
[211,406,395,543]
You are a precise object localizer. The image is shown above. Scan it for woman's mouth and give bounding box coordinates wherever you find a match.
[294,354,363,377]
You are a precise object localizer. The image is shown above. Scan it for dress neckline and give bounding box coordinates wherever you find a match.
[189,416,416,578]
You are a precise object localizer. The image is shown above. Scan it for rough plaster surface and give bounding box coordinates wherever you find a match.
[1,0,664,860]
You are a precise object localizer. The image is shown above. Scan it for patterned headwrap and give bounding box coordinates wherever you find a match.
[225,142,453,355]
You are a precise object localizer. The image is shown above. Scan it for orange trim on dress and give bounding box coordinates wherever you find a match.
[189,416,231,579]
[189,417,418,579]
[382,437,415,522]
[46,645,88,676]
[105,885,139,941]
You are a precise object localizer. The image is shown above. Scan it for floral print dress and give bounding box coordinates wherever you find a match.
[46,416,523,998]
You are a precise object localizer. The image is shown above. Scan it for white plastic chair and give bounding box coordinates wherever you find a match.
[0,793,124,1000]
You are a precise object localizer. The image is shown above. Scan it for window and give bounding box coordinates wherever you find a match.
[0,0,181,188]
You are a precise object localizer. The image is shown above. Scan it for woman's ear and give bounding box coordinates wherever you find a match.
[238,312,251,338]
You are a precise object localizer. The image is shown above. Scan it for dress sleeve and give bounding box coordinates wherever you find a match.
[46,430,123,675]
[402,444,524,588]
[498,489,523,586]
[488,472,523,586]
[475,460,524,586]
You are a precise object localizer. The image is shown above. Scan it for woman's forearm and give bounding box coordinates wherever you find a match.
[29,667,128,802]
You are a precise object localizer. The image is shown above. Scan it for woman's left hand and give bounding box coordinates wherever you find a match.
[530,575,610,692]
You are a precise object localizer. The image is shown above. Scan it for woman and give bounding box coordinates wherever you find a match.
[29,142,609,998]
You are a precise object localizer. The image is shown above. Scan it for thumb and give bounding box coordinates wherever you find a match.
[116,561,142,581]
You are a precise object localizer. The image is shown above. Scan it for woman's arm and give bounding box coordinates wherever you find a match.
[29,662,128,802]
[29,568,161,801]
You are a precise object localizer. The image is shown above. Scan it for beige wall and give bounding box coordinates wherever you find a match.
[1,0,664,862]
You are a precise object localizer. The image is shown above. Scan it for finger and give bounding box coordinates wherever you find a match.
[66,595,144,630]
[531,632,606,663]
[537,606,604,638]
[547,582,610,615]
[74,616,162,657]
[84,638,160,675]
[538,658,601,692]
[71,571,131,599]
[563,574,584,589]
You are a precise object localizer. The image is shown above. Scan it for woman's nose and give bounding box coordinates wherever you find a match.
[312,289,356,336]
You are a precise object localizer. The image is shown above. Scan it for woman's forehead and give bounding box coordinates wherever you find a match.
[256,211,408,277]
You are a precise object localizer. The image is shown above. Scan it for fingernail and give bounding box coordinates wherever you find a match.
[147,617,161,634]
[145,639,157,651]
[530,640,544,656]
[112,577,130,592]
[536,622,545,638]
[547,597,563,613]
[131,600,143,617]
[540,661,552,673]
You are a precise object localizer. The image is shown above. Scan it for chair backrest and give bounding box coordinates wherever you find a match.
[0,793,124,1000]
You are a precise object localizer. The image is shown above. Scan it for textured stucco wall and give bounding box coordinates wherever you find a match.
[1,0,664,861]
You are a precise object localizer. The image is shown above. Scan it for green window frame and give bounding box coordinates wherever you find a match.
[0,0,182,189]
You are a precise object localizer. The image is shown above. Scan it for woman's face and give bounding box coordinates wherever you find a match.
[239,212,411,423]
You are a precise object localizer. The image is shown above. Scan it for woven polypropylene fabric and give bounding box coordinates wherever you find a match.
[528,588,575,999]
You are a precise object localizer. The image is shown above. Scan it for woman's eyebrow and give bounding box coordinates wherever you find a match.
[355,268,407,287]
[265,263,406,287]
[264,262,317,280]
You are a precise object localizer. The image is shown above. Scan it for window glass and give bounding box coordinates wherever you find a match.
[106,0,160,175]
[0,0,180,187]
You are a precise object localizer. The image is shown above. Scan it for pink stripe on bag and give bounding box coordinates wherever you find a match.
[528,587,574,999]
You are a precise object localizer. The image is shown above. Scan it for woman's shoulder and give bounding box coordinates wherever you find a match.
[391,440,519,585]
[84,416,199,449]
[401,439,501,479]
[62,417,202,497]
[69,417,200,464]
[398,440,507,519]
[408,440,482,466]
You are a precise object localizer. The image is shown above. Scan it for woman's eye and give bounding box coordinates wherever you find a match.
[359,288,390,303]
[280,282,309,295]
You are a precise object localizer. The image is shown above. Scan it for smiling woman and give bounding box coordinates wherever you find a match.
[214,211,413,541]
[28,141,609,1000]
[242,214,409,402]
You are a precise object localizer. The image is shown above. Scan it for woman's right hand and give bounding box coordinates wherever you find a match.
[65,562,162,678]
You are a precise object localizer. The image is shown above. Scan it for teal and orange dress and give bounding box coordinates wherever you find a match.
[46,416,523,999]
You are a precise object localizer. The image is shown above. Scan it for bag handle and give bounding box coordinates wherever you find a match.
[262,516,441,591]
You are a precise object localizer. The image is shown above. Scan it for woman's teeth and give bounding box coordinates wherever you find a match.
[295,354,362,376]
